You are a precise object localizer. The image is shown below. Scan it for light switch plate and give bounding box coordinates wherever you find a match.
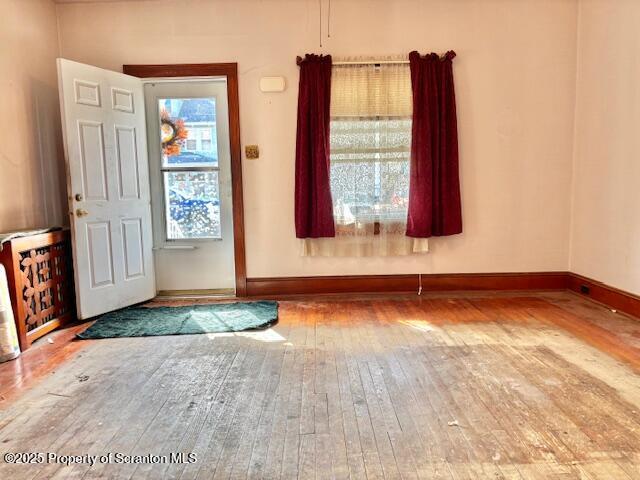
[245,145,259,159]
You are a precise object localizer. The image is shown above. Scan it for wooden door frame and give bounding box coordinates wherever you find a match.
[123,63,247,296]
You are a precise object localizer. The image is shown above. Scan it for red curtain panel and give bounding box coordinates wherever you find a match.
[294,54,335,238]
[406,50,462,238]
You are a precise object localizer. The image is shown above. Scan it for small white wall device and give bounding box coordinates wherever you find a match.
[260,76,286,92]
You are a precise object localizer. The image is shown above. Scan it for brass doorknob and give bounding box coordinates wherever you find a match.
[76,208,89,217]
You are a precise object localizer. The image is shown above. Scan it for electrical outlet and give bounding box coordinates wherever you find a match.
[245,145,259,159]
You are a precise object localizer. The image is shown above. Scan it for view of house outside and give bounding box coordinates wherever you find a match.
[159,98,221,240]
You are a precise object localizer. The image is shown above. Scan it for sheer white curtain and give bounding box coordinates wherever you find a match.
[302,56,428,257]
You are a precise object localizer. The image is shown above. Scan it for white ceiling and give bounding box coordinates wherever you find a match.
[54,0,158,3]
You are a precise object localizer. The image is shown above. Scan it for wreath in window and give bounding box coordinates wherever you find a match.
[160,109,188,157]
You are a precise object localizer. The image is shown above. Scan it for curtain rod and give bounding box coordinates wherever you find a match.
[295,56,409,66]
[333,60,409,66]
[297,52,455,66]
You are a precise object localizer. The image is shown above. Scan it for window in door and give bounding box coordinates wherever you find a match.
[157,97,221,240]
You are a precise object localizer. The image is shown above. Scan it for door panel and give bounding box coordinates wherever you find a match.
[86,221,114,288]
[58,58,155,319]
[115,126,141,200]
[78,121,108,201]
[111,87,135,113]
[74,80,101,107]
[121,218,145,280]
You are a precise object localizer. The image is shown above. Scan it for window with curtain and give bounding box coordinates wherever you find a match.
[302,56,428,256]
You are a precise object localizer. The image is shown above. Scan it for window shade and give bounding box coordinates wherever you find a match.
[330,59,412,118]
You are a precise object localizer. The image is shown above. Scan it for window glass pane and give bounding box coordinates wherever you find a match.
[330,118,411,222]
[158,98,218,167]
[164,171,221,240]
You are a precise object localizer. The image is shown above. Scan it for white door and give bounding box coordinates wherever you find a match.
[143,80,235,294]
[57,59,155,319]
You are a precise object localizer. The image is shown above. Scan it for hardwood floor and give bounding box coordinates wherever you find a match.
[0,291,639,479]
[0,322,92,406]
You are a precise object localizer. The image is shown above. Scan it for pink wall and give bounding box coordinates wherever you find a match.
[570,0,640,295]
[0,0,66,232]
[56,0,579,278]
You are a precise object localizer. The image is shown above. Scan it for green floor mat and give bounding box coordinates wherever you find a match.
[77,301,278,339]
